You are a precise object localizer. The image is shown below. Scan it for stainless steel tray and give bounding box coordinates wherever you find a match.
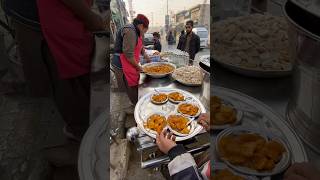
[213,162,259,180]
[212,55,292,78]
[213,86,308,179]
[134,87,206,141]
[142,62,176,78]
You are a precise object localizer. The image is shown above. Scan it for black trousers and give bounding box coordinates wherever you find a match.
[43,44,90,138]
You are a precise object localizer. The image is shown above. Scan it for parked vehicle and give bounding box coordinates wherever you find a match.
[192,27,209,48]
[143,33,154,46]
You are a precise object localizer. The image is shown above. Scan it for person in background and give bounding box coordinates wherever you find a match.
[176,30,185,51]
[37,0,105,140]
[177,20,200,65]
[167,31,175,45]
[153,32,162,52]
[3,0,52,96]
[112,14,151,105]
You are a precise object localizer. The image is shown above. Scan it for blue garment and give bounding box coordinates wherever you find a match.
[112,54,122,69]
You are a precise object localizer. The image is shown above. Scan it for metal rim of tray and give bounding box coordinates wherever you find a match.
[213,86,308,176]
[212,55,293,78]
[212,95,244,130]
[78,111,107,180]
[213,162,259,180]
[135,87,206,141]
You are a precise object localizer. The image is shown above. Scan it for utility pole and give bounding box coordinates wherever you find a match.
[151,12,154,27]
[128,0,134,22]
[167,0,169,16]
[165,0,169,33]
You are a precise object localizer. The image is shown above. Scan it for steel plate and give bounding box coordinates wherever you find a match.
[135,88,206,141]
[212,56,292,78]
[213,86,308,178]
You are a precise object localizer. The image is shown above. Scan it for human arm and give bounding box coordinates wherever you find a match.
[141,47,151,63]
[156,130,203,180]
[198,113,210,131]
[122,28,143,71]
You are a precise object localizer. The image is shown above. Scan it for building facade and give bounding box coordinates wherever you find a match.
[173,4,210,40]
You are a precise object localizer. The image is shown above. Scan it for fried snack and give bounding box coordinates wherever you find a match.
[144,114,167,134]
[213,169,245,180]
[153,51,160,55]
[167,115,190,134]
[213,14,291,71]
[211,96,237,125]
[143,64,174,74]
[172,66,203,85]
[151,93,168,103]
[178,103,199,116]
[218,133,286,171]
[168,92,185,102]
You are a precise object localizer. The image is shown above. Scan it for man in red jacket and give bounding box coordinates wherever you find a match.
[37,0,105,140]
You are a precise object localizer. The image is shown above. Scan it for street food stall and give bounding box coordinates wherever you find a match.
[79,0,320,179]
[126,53,211,171]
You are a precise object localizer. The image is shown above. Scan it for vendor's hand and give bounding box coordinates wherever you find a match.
[156,130,176,154]
[145,55,151,63]
[284,162,320,180]
[136,65,144,72]
[198,113,210,131]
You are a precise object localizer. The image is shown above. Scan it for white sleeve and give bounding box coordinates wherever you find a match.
[168,153,197,176]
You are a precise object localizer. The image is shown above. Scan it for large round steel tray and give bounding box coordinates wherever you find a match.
[212,56,292,78]
[213,86,308,178]
[78,111,107,180]
[135,87,206,141]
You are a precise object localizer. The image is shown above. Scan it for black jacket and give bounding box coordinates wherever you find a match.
[177,32,200,60]
[153,39,162,52]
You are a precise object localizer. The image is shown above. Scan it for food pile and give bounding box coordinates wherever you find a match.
[178,103,200,116]
[213,14,292,71]
[143,64,175,74]
[172,66,203,85]
[151,93,168,104]
[167,115,190,134]
[168,92,185,102]
[144,114,167,134]
[212,169,244,180]
[212,96,237,125]
[218,133,286,171]
[160,50,189,58]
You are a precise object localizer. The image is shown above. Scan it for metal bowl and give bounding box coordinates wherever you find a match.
[150,93,169,105]
[176,102,202,118]
[167,114,196,137]
[168,91,186,104]
[142,62,176,78]
[212,96,244,130]
[215,126,292,177]
[143,112,167,136]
